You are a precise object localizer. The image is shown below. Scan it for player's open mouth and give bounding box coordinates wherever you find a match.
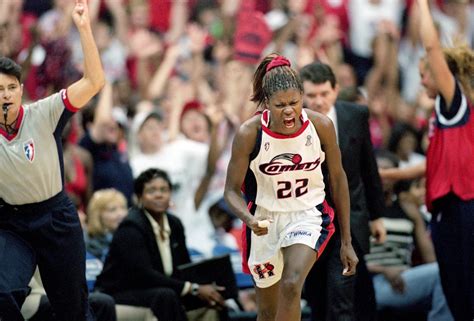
[284,117,295,128]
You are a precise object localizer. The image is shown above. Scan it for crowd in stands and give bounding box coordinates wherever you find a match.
[2,0,472,320]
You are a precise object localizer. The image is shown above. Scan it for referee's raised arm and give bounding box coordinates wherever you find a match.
[67,0,105,109]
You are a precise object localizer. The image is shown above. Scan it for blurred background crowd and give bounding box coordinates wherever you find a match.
[1,0,472,320]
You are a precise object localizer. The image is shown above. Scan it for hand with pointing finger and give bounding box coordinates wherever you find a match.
[72,0,90,28]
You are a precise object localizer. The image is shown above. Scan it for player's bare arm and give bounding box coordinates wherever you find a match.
[308,109,359,275]
[224,116,269,236]
[417,0,455,106]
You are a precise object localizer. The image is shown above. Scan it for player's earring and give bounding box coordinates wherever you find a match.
[169,201,175,209]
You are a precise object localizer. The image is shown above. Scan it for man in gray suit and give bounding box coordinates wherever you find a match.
[300,62,386,321]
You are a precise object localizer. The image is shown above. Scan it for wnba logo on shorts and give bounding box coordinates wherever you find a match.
[286,230,312,239]
[253,262,275,279]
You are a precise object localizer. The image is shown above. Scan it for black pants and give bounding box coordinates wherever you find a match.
[113,287,188,321]
[305,232,376,321]
[30,292,116,321]
[0,230,36,321]
[431,195,474,321]
[113,288,228,321]
[0,192,93,321]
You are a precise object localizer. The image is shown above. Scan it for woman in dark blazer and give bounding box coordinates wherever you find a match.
[95,168,225,321]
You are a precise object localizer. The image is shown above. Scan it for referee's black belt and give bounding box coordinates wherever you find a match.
[0,190,68,215]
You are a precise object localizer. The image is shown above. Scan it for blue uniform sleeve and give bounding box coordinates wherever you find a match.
[436,80,470,128]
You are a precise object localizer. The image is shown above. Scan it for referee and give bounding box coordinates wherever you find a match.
[0,1,104,320]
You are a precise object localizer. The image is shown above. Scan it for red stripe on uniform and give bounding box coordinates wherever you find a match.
[247,201,253,211]
[241,201,254,274]
[60,89,80,112]
[262,120,310,139]
[241,223,251,274]
[315,200,336,256]
[0,106,24,141]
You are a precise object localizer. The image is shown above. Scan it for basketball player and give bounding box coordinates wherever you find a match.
[417,0,474,319]
[224,54,358,321]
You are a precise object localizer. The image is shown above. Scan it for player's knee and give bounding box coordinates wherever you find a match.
[280,274,303,301]
[280,277,302,301]
[89,292,115,310]
[258,306,277,321]
[151,287,180,306]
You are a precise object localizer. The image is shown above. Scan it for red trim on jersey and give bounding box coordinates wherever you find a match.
[247,201,254,211]
[240,201,254,274]
[262,120,309,139]
[60,89,80,112]
[0,106,24,141]
[261,109,310,139]
[241,223,251,274]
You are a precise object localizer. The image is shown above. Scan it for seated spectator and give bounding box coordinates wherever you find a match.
[130,110,217,255]
[365,151,453,321]
[86,189,128,262]
[21,268,116,321]
[95,169,227,321]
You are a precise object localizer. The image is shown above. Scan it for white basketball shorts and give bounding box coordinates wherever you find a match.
[245,202,335,288]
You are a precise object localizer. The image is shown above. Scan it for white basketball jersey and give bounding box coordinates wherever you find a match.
[248,109,326,212]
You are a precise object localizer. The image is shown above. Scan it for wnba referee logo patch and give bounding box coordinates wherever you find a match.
[23,139,35,162]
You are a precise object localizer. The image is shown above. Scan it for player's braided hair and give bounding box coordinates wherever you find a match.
[443,44,474,101]
[251,54,303,108]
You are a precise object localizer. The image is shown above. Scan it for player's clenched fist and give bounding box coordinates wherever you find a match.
[248,218,272,236]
